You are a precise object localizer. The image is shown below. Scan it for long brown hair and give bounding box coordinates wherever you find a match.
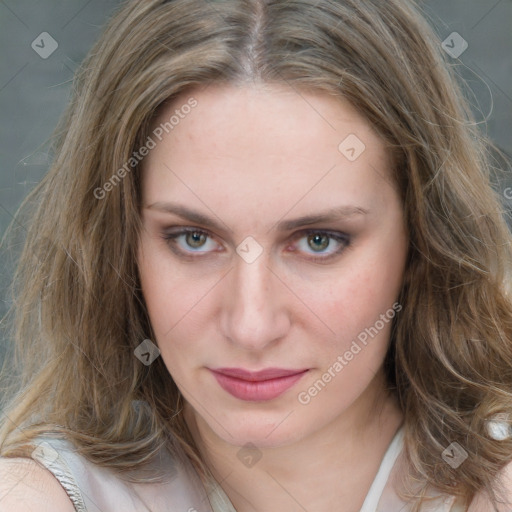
[1,0,512,510]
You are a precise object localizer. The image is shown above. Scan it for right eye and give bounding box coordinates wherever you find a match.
[161,227,224,257]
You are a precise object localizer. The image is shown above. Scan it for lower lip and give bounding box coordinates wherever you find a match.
[210,370,308,401]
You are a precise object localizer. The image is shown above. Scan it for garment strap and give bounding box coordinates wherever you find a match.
[359,425,405,512]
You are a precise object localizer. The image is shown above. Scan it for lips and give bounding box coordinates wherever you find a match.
[209,367,309,401]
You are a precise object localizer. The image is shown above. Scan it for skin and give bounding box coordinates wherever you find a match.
[137,83,407,511]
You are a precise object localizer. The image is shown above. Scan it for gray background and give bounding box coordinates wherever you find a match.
[0,1,511,352]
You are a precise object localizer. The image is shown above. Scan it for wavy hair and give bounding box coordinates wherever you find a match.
[1,0,512,510]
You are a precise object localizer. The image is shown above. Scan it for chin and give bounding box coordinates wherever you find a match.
[209,409,309,449]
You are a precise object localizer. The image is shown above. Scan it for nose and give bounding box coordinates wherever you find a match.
[220,250,291,352]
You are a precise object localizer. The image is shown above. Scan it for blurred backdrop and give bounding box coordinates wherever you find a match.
[0,0,511,357]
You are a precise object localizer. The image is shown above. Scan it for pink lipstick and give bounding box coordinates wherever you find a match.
[209,367,309,401]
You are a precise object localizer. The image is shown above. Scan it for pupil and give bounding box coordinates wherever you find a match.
[187,232,205,248]
[309,234,329,252]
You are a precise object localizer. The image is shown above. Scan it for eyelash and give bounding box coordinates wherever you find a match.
[160,227,351,263]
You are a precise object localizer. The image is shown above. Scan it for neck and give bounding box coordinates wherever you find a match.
[184,373,404,512]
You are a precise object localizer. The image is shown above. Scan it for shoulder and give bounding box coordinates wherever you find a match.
[0,457,75,511]
[467,460,512,512]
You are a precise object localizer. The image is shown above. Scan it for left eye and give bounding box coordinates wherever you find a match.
[299,231,347,254]
[292,231,350,259]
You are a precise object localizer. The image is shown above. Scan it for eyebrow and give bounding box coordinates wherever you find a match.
[144,202,369,232]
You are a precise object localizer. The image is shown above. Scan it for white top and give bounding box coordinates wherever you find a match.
[360,424,405,512]
[16,424,461,511]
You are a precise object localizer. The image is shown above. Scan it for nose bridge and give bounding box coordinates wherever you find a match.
[221,250,288,350]
[237,254,272,308]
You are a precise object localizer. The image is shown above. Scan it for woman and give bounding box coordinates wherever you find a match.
[1,0,511,510]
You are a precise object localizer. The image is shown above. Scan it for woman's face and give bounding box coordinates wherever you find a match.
[137,83,408,448]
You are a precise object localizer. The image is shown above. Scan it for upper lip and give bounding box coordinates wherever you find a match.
[210,367,309,381]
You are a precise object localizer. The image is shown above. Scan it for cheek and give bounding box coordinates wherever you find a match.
[137,260,194,377]
[296,262,401,336]
[138,239,181,345]
[138,237,207,335]
[137,246,220,384]
[300,246,405,357]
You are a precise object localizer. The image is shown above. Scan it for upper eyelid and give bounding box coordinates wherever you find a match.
[164,226,348,241]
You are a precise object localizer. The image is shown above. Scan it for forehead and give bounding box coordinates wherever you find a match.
[152,82,385,155]
[141,83,396,218]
